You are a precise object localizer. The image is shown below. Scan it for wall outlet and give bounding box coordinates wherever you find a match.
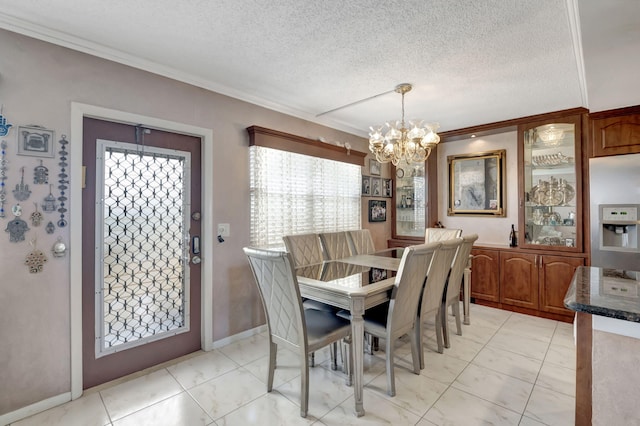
[217,223,230,237]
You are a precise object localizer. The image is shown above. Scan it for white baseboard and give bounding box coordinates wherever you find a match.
[212,324,267,349]
[0,392,71,426]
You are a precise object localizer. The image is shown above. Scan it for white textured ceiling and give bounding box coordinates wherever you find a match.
[0,0,638,137]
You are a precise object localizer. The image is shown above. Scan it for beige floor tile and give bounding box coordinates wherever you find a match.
[423,387,521,426]
[487,329,550,360]
[112,392,212,426]
[11,393,110,426]
[217,334,269,366]
[318,389,421,425]
[536,362,576,397]
[217,392,316,425]
[472,345,542,383]
[419,352,468,385]
[544,342,576,370]
[188,368,267,420]
[452,364,534,413]
[524,385,575,426]
[100,369,183,421]
[166,349,239,389]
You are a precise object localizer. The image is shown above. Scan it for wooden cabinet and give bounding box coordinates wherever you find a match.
[539,254,584,315]
[471,245,584,320]
[470,249,500,303]
[590,105,640,157]
[500,252,539,309]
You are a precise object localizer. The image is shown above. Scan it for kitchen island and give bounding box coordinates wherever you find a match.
[565,266,640,426]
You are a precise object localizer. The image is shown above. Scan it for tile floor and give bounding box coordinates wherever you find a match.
[11,303,576,425]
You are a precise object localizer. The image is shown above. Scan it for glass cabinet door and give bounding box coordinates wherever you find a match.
[394,162,426,238]
[520,115,582,251]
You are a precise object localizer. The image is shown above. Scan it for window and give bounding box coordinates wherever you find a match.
[249,146,361,247]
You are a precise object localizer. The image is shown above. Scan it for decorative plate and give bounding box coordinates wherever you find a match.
[396,168,404,178]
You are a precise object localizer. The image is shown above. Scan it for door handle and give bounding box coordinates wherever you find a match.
[192,236,201,254]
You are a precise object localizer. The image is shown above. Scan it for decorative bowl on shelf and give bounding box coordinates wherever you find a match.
[531,152,573,167]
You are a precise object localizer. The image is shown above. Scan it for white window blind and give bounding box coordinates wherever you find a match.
[249,146,361,247]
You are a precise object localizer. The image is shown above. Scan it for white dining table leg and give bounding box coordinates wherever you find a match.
[350,296,365,417]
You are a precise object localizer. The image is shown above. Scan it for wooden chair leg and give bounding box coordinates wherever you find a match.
[309,352,315,367]
[409,327,421,374]
[441,305,451,349]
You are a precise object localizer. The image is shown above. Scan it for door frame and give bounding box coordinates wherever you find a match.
[70,102,214,399]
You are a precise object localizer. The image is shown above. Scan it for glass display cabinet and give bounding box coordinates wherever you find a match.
[393,161,426,238]
[519,114,582,252]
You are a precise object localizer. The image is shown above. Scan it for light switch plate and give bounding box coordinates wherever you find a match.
[217,223,230,237]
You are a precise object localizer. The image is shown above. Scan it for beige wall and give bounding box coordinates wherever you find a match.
[0,29,369,416]
[437,132,519,245]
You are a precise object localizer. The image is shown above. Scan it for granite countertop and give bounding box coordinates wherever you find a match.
[565,266,640,322]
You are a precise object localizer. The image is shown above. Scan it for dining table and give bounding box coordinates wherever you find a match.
[296,255,398,417]
[295,247,473,417]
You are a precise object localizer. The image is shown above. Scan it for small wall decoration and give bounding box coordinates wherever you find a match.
[368,199,387,222]
[17,125,55,158]
[0,108,12,136]
[25,239,47,273]
[447,149,506,217]
[13,167,32,201]
[361,175,371,196]
[0,140,8,217]
[42,184,57,213]
[30,203,43,226]
[33,160,49,184]
[6,216,29,242]
[57,135,68,227]
[369,159,381,176]
[52,236,67,258]
[45,221,55,234]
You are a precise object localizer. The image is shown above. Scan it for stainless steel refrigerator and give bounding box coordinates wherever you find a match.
[590,153,640,270]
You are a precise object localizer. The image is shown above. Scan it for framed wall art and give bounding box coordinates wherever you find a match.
[369,158,381,176]
[370,177,382,197]
[383,178,392,198]
[17,125,55,158]
[361,175,371,196]
[368,199,387,222]
[447,149,506,216]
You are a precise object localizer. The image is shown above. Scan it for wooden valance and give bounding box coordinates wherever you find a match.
[247,126,366,166]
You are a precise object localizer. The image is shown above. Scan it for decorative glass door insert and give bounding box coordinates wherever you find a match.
[95,139,191,356]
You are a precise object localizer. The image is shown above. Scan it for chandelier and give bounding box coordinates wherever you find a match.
[368,83,440,166]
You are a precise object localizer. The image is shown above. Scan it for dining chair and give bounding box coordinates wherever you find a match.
[319,231,354,260]
[347,229,376,255]
[441,234,478,348]
[282,233,324,267]
[424,227,462,243]
[243,247,352,417]
[415,238,462,369]
[282,233,340,368]
[361,241,440,397]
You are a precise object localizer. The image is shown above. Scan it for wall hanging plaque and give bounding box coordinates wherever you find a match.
[42,184,57,213]
[13,167,31,201]
[17,125,54,158]
[52,236,66,258]
[0,108,12,136]
[25,238,47,273]
[0,140,7,218]
[57,135,68,227]
[30,203,43,226]
[33,160,48,184]
[6,216,29,242]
